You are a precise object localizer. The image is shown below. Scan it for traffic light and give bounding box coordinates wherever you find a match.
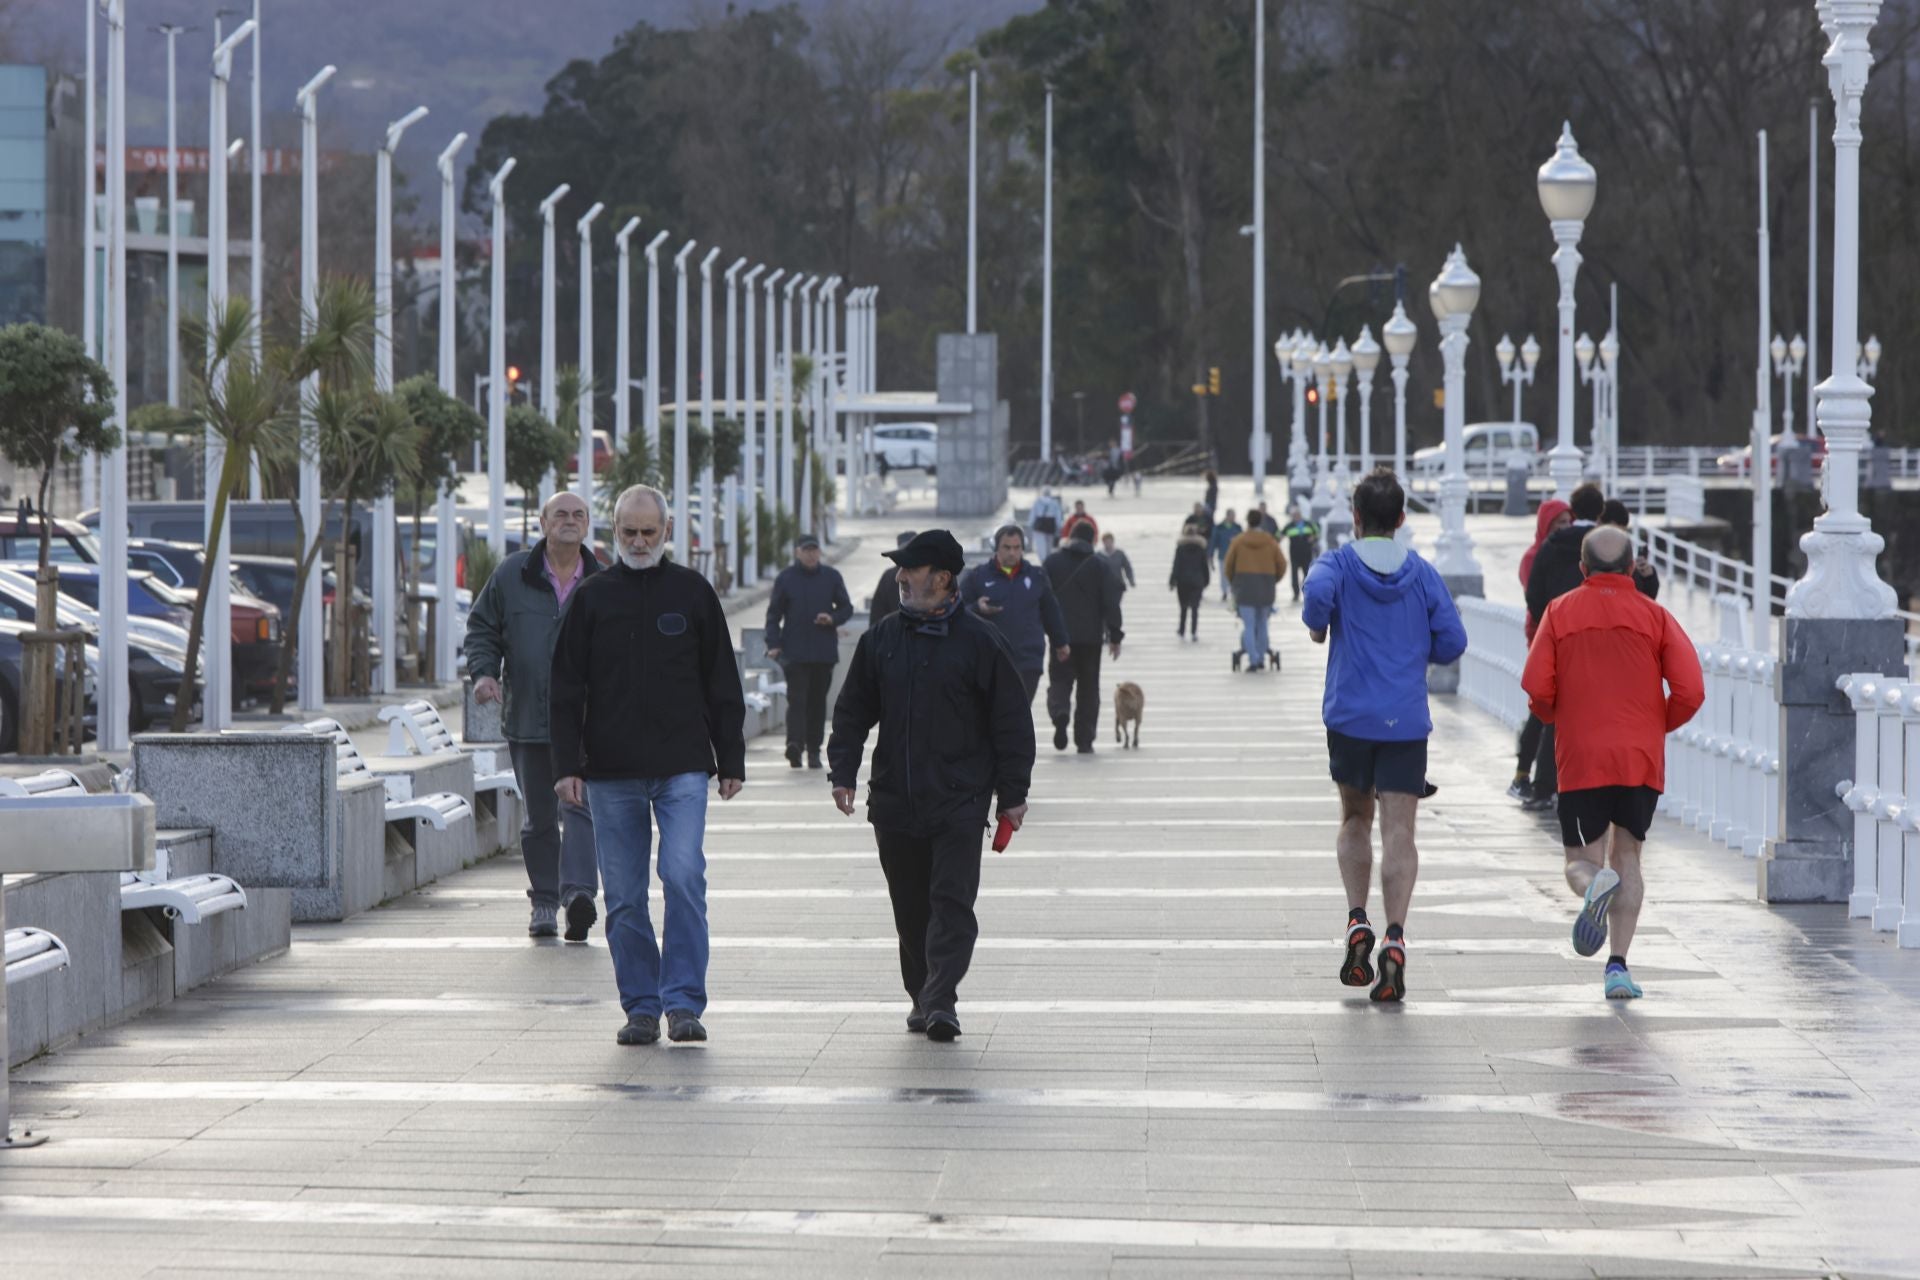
[1432,388,1446,409]
[1306,386,1318,405]
[1191,382,1207,397]
[1207,366,1221,396]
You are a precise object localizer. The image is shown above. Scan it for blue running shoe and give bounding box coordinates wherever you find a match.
[1604,964,1643,1000]
[1572,868,1620,957]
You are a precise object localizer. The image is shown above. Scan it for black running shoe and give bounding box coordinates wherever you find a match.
[563,894,597,943]
[786,746,802,769]
[925,1011,961,1041]
[666,1010,707,1042]
[616,1015,660,1045]
[906,1006,927,1034]
[1341,921,1376,987]
[1053,722,1069,751]
[1370,941,1406,1004]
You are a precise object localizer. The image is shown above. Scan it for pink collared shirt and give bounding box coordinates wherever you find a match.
[544,550,584,609]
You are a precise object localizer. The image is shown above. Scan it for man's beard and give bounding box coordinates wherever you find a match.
[618,544,660,570]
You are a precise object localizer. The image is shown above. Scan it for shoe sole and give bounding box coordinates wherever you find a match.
[616,1026,660,1046]
[529,924,558,938]
[1341,927,1376,987]
[1573,869,1620,958]
[925,1019,961,1042]
[667,1022,707,1043]
[563,897,596,943]
[1604,981,1642,1000]
[1370,945,1406,1003]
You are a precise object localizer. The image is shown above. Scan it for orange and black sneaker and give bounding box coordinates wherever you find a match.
[1341,916,1376,987]
[1371,937,1407,1003]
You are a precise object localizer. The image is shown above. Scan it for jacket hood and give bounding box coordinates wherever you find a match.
[1235,527,1279,548]
[1546,520,1592,550]
[1532,499,1570,548]
[1176,532,1207,549]
[1058,539,1096,558]
[1337,539,1423,601]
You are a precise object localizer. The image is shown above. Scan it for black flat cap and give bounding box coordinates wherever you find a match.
[796,534,821,550]
[883,529,965,575]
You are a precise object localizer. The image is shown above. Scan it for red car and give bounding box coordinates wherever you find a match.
[563,430,615,476]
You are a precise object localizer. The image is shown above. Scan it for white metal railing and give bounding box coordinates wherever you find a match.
[1456,598,1530,728]
[1835,672,1920,947]
[1661,641,1779,859]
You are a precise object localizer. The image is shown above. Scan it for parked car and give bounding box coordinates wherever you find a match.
[36,562,196,630]
[865,422,938,475]
[563,430,616,476]
[0,566,201,733]
[0,512,104,565]
[230,553,385,676]
[1410,422,1541,475]
[1716,433,1827,477]
[119,538,282,702]
[0,616,99,751]
[0,565,191,656]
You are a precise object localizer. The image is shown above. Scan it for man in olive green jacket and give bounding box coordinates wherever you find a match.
[464,492,602,940]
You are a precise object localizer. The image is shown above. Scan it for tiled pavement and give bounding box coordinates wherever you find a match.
[3,482,1918,1278]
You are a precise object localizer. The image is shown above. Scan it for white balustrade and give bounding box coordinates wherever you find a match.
[1456,598,1530,729]
[1838,672,1891,921]
[1838,673,1920,946]
[1660,640,1778,859]
[1897,685,1920,947]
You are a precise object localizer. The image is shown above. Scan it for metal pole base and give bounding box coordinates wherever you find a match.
[2,1128,51,1150]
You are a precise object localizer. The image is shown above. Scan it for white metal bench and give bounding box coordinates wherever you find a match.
[284,717,474,832]
[4,927,70,985]
[376,699,520,801]
[0,769,85,799]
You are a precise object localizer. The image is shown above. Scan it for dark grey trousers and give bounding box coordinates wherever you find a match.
[510,740,598,907]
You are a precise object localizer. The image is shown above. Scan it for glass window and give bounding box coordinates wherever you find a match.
[59,574,100,607]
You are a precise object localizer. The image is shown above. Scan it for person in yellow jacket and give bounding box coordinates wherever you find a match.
[1223,522,1287,672]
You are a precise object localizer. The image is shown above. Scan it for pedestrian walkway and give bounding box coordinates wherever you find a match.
[3,480,1917,1277]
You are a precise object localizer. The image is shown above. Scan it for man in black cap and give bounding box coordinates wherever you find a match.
[1042,521,1125,753]
[867,530,917,629]
[828,529,1036,1042]
[766,534,854,769]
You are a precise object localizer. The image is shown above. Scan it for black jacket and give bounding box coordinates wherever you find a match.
[1170,534,1211,591]
[549,559,747,782]
[1043,540,1125,646]
[869,566,902,629]
[1525,521,1593,627]
[828,606,1035,835]
[766,562,854,665]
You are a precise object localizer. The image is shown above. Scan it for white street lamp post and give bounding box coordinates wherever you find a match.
[967,67,978,334]
[1287,330,1313,495]
[1856,334,1882,381]
[1041,86,1054,466]
[1251,0,1266,496]
[98,0,129,748]
[762,268,784,555]
[485,158,515,556]
[155,23,191,410]
[1383,305,1417,477]
[1330,337,1353,489]
[1537,121,1597,502]
[84,0,96,369]
[1599,322,1620,494]
[613,217,640,450]
[699,246,721,581]
[1576,331,1604,483]
[1350,326,1380,475]
[742,263,765,585]
[203,17,257,730]
[295,65,335,708]
[822,276,843,519]
[643,229,670,449]
[1497,332,1540,426]
[535,182,568,506]
[672,239,696,566]
[1774,334,1806,438]
[724,257,747,589]
[797,275,818,538]
[1310,342,1332,517]
[1430,245,1483,582]
[435,131,468,682]
[575,201,605,507]
[246,0,264,500]
[781,273,799,526]
[374,104,427,698]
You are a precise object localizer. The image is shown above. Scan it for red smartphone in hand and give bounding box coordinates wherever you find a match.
[993,814,1015,852]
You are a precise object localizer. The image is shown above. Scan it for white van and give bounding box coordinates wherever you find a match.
[1410,422,1540,474]
[864,422,938,475]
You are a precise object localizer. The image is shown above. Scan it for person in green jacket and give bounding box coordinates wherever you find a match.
[1281,505,1320,601]
[464,492,603,941]
[1208,509,1242,601]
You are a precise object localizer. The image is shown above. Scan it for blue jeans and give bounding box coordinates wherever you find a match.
[586,773,711,1019]
[1238,605,1270,661]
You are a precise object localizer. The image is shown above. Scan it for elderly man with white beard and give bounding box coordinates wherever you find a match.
[550,484,746,1046]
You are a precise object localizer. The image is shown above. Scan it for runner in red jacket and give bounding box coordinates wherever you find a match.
[1520,526,1704,1000]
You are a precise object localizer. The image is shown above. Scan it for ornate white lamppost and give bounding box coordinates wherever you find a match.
[1429,245,1483,586]
[485,158,515,555]
[1774,334,1806,438]
[1383,304,1416,477]
[1350,326,1380,475]
[1537,122,1597,502]
[1310,342,1333,517]
[1286,330,1315,496]
[1856,334,1882,381]
[1497,333,1540,426]
[1329,337,1354,491]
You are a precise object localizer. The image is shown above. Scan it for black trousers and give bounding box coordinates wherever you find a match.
[1290,553,1313,599]
[1532,722,1559,797]
[1516,714,1545,774]
[1176,584,1203,635]
[875,823,984,1015]
[784,661,834,754]
[1019,667,1043,705]
[1046,643,1104,748]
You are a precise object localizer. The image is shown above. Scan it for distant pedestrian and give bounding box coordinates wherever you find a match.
[550,484,746,1046]
[465,490,602,941]
[1256,503,1281,536]
[1600,499,1661,599]
[829,530,1036,1042]
[1509,500,1568,803]
[1223,515,1286,672]
[868,530,918,630]
[766,535,854,770]
[1302,468,1467,1004]
[1105,438,1124,497]
[1202,469,1219,519]
[1280,504,1319,601]
[1188,501,1215,541]
[1171,520,1211,641]
[959,524,1070,703]
[1521,525,1703,1000]
[1099,532,1136,594]
[1030,487,1064,560]
[1043,522,1125,753]
[1208,509,1242,600]
[1060,500,1098,544]
[1523,483,1606,811]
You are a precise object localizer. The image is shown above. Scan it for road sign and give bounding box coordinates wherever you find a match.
[1118,391,1136,414]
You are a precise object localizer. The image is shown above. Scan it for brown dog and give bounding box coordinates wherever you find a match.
[1114,681,1144,750]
